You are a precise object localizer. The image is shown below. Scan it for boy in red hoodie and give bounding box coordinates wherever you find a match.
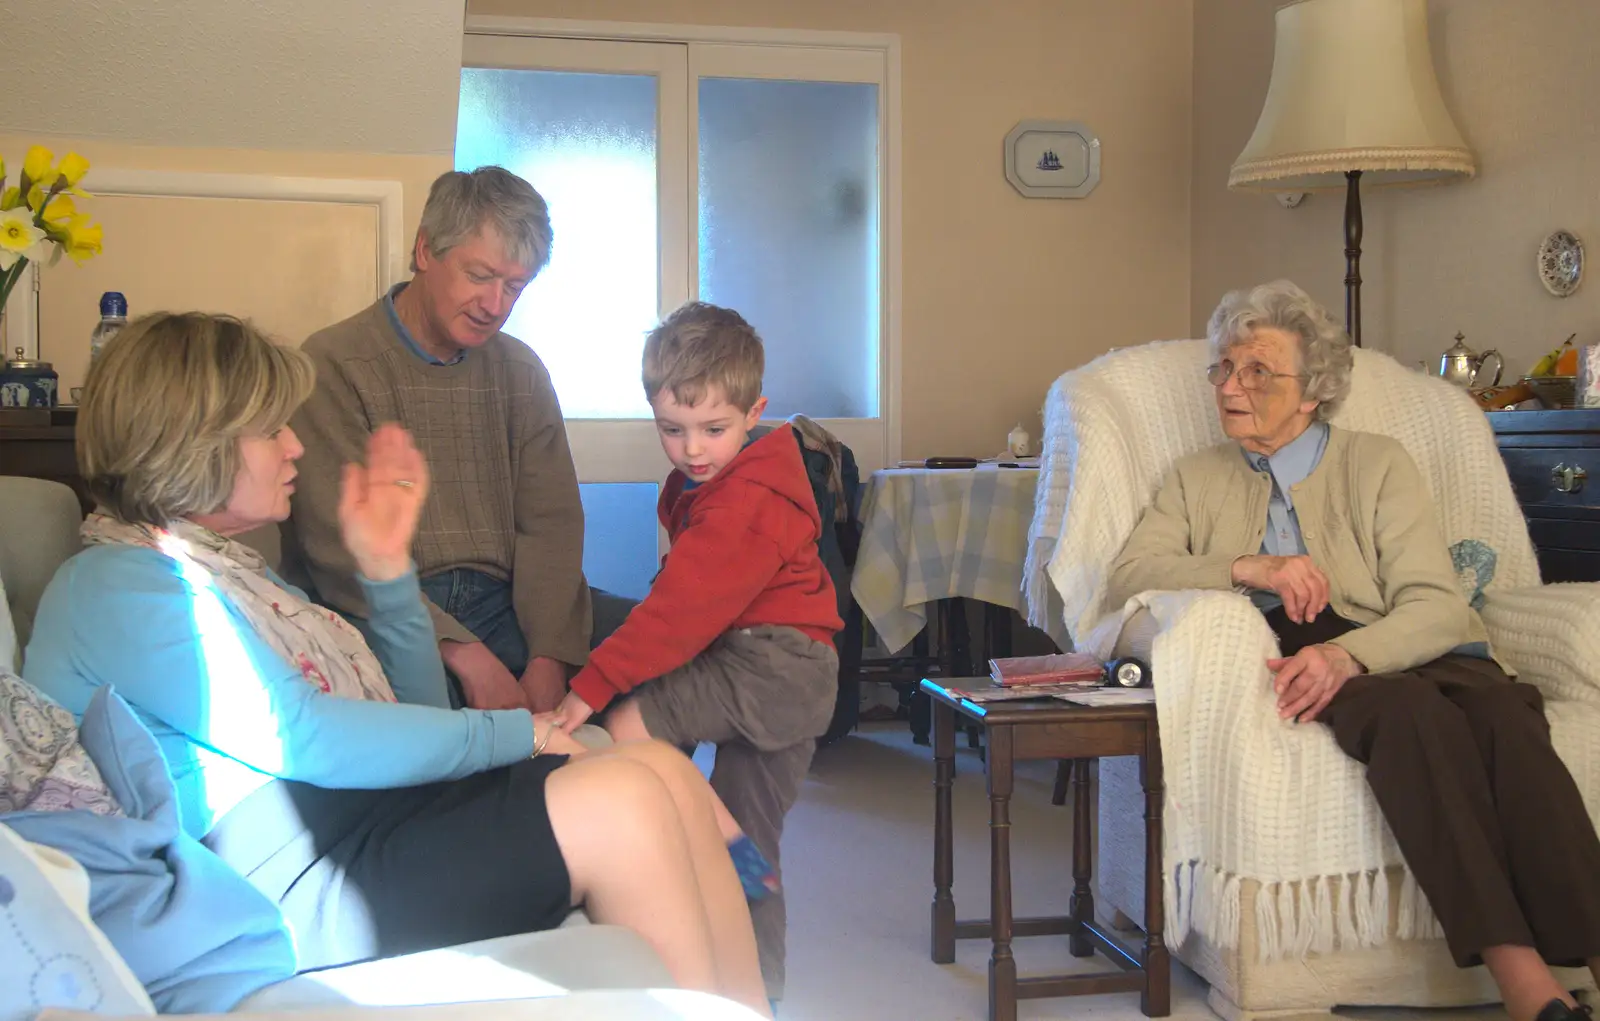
[547,302,842,998]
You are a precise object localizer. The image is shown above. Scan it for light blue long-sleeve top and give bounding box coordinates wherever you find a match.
[23,544,537,839]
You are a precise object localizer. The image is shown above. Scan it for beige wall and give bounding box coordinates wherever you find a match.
[1192,0,1600,376]
[0,132,450,392]
[6,0,465,155]
[7,1,1592,454]
[2,0,463,388]
[468,0,1195,458]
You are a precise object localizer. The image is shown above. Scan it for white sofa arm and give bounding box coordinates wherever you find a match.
[1479,583,1600,705]
[236,925,671,1012]
[40,990,768,1021]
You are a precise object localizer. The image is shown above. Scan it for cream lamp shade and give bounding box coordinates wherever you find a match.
[1230,0,1475,190]
[1229,0,1475,347]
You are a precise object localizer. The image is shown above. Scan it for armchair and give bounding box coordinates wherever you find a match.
[1024,340,1600,1021]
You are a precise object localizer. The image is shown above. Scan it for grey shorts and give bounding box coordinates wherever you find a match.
[630,625,839,751]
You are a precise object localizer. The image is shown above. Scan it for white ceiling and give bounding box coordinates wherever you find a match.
[3,0,466,155]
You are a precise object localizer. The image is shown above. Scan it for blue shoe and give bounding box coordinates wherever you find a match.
[728,834,780,901]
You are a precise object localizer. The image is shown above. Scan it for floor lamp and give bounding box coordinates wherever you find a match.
[1227,0,1476,348]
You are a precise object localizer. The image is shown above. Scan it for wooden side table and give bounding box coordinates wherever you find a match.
[923,677,1169,1021]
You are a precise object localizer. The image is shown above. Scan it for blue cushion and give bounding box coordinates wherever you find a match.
[4,687,296,1014]
[0,822,154,1021]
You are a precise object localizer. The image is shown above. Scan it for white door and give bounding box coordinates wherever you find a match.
[458,29,897,598]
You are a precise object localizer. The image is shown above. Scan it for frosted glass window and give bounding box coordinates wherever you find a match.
[457,69,658,418]
[578,482,661,601]
[699,78,880,419]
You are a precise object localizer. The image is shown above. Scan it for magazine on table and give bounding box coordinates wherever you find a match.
[949,681,1106,703]
[1056,688,1156,707]
[987,652,1105,688]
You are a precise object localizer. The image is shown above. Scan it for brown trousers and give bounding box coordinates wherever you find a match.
[632,625,839,998]
[1268,606,1600,967]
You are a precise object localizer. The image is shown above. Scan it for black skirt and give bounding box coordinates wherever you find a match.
[203,755,573,971]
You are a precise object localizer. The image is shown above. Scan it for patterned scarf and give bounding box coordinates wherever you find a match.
[80,514,396,704]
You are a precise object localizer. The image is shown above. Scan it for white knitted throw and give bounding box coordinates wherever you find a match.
[1024,339,1600,960]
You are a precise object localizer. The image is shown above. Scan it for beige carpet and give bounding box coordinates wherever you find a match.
[768,722,1211,1021]
[767,722,1513,1021]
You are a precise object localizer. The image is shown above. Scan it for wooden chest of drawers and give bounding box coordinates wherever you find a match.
[0,407,92,516]
[1489,408,1600,583]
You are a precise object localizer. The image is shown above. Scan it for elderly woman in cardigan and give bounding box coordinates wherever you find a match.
[1107,280,1600,1021]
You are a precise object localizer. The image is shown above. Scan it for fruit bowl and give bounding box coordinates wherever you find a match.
[1523,374,1576,408]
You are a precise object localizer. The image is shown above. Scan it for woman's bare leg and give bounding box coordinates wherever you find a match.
[606,700,744,841]
[543,753,772,1018]
[1482,945,1575,1021]
[582,739,770,1013]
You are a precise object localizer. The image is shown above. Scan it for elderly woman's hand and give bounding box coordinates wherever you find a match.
[1232,554,1330,624]
[339,423,430,582]
[1269,643,1363,723]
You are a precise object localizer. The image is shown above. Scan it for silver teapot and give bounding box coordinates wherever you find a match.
[1432,332,1504,389]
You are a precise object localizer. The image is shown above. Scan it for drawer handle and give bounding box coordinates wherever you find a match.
[1552,463,1588,494]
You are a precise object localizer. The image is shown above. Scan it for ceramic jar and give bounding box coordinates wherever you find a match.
[0,348,58,408]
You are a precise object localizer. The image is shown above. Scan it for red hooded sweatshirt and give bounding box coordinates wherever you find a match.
[568,425,844,712]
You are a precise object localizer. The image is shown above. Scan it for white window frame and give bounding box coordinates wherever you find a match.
[462,15,904,471]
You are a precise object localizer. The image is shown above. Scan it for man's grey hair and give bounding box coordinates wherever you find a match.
[1206,279,1354,421]
[412,166,553,275]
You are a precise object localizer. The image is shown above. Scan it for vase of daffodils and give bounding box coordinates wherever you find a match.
[0,146,104,338]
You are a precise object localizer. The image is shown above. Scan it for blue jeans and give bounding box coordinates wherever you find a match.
[419,569,636,701]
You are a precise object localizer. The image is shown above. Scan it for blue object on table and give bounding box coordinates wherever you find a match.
[0,349,57,408]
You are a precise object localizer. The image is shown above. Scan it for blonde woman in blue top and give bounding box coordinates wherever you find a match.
[23,311,772,1019]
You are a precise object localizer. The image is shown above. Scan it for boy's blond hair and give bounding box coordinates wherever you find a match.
[642,302,764,411]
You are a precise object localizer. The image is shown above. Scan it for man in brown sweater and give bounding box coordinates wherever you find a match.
[287,166,629,712]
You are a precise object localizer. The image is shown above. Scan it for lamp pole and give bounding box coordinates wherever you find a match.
[1343,169,1364,348]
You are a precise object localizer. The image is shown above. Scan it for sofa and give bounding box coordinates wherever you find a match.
[0,475,740,1020]
[1025,340,1600,1021]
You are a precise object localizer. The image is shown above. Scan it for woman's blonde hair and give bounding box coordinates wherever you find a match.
[78,312,315,527]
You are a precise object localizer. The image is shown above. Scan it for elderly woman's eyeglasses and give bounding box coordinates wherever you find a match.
[1206,359,1304,391]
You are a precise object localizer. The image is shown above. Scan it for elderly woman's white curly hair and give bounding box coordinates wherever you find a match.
[1206,280,1354,421]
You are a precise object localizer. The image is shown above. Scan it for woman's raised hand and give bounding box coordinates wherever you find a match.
[339,423,429,582]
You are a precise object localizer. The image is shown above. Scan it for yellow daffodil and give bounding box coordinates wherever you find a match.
[61,214,103,264]
[56,152,93,197]
[0,207,48,270]
[22,146,57,191]
[0,187,18,211]
[24,183,47,212]
[41,194,77,225]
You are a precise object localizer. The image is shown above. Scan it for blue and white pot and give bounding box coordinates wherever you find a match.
[0,348,58,408]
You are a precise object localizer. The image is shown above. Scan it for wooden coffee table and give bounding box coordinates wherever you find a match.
[922,677,1169,1021]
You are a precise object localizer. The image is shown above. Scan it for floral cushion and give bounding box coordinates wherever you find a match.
[1450,539,1498,609]
[0,571,16,673]
[0,670,121,817]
